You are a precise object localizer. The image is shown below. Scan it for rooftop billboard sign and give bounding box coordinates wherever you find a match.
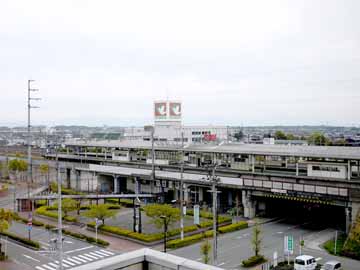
[154,100,182,121]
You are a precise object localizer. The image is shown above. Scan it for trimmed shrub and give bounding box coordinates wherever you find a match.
[35,206,77,222]
[104,198,134,208]
[0,231,40,249]
[242,255,266,267]
[167,233,204,249]
[218,221,248,233]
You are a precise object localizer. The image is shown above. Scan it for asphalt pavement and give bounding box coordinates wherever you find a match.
[4,221,120,270]
[171,219,360,270]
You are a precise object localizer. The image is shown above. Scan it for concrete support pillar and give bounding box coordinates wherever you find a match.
[348,160,352,180]
[346,207,352,234]
[228,190,233,207]
[285,157,288,168]
[75,170,81,191]
[114,176,119,194]
[199,187,204,202]
[296,161,299,176]
[251,155,255,173]
[184,186,189,203]
[242,190,255,219]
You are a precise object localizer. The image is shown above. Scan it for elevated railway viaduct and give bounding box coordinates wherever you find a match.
[45,142,360,233]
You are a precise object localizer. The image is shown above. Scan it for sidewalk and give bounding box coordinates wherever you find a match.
[18,212,145,252]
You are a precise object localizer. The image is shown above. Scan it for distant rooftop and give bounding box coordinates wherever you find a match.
[65,140,360,160]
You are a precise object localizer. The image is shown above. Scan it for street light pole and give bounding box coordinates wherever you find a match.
[160,215,167,253]
[180,131,184,240]
[56,149,63,270]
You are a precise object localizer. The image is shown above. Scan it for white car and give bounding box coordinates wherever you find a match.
[294,255,317,270]
[321,261,342,270]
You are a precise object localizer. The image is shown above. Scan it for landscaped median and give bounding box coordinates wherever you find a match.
[166,221,248,249]
[35,206,78,222]
[0,231,40,250]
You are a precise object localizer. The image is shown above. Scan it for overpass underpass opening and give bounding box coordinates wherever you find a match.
[254,194,346,231]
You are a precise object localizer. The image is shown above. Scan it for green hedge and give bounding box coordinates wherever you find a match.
[218,221,248,233]
[0,231,40,249]
[104,198,134,207]
[242,255,266,267]
[44,224,109,247]
[186,210,231,224]
[166,222,247,249]
[35,206,77,222]
[13,213,44,227]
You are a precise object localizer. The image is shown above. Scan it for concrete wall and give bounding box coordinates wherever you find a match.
[307,163,347,179]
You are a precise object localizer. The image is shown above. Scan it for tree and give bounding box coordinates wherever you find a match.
[252,222,262,257]
[143,204,180,230]
[307,132,331,146]
[0,209,13,254]
[8,159,28,181]
[54,198,77,218]
[82,204,117,225]
[200,240,211,264]
[274,131,287,140]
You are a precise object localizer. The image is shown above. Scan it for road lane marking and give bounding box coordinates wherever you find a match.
[100,249,114,255]
[93,250,111,256]
[41,265,57,270]
[54,260,71,267]
[63,259,76,266]
[72,256,88,263]
[48,263,58,268]
[89,252,105,258]
[316,257,322,261]
[64,245,93,254]
[217,262,225,266]
[82,253,99,259]
[196,257,202,261]
[23,254,41,262]
[35,267,47,270]
[66,257,82,265]
[78,254,93,261]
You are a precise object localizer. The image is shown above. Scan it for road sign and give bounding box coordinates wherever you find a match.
[284,235,294,255]
[194,205,200,225]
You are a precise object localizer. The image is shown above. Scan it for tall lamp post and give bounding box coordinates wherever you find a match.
[160,215,167,253]
[203,164,220,265]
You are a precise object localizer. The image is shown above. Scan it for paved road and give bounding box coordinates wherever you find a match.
[5,221,120,270]
[171,219,360,270]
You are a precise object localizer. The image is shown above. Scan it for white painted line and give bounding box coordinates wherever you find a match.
[35,267,47,270]
[23,254,41,262]
[78,255,93,261]
[82,253,99,260]
[64,241,73,244]
[277,231,283,234]
[64,245,93,254]
[71,256,88,263]
[93,250,110,257]
[100,249,114,255]
[54,260,70,268]
[196,257,202,261]
[89,252,105,258]
[236,236,242,239]
[39,241,51,247]
[63,259,76,266]
[316,257,322,261]
[41,265,57,270]
[66,257,82,265]
[48,263,58,268]
[218,262,225,266]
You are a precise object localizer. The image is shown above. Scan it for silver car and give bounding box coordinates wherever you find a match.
[321,260,342,270]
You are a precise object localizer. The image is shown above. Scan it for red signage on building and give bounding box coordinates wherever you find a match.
[204,134,217,141]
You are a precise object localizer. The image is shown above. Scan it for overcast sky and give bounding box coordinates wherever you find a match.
[1,0,359,127]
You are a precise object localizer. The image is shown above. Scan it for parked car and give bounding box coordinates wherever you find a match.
[320,261,342,270]
[294,255,317,270]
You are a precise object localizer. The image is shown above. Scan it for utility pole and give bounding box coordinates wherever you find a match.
[56,149,63,270]
[206,164,220,266]
[27,79,40,241]
[179,131,184,240]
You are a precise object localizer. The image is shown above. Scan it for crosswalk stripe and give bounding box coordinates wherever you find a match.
[82,253,99,260]
[72,256,88,263]
[63,259,76,266]
[41,265,57,270]
[93,250,110,256]
[100,249,114,255]
[88,252,105,258]
[35,267,47,270]
[78,255,93,261]
[48,263,58,268]
[66,257,82,265]
[54,260,71,268]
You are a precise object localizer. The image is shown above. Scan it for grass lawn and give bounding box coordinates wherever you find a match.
[323,233,346,255]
